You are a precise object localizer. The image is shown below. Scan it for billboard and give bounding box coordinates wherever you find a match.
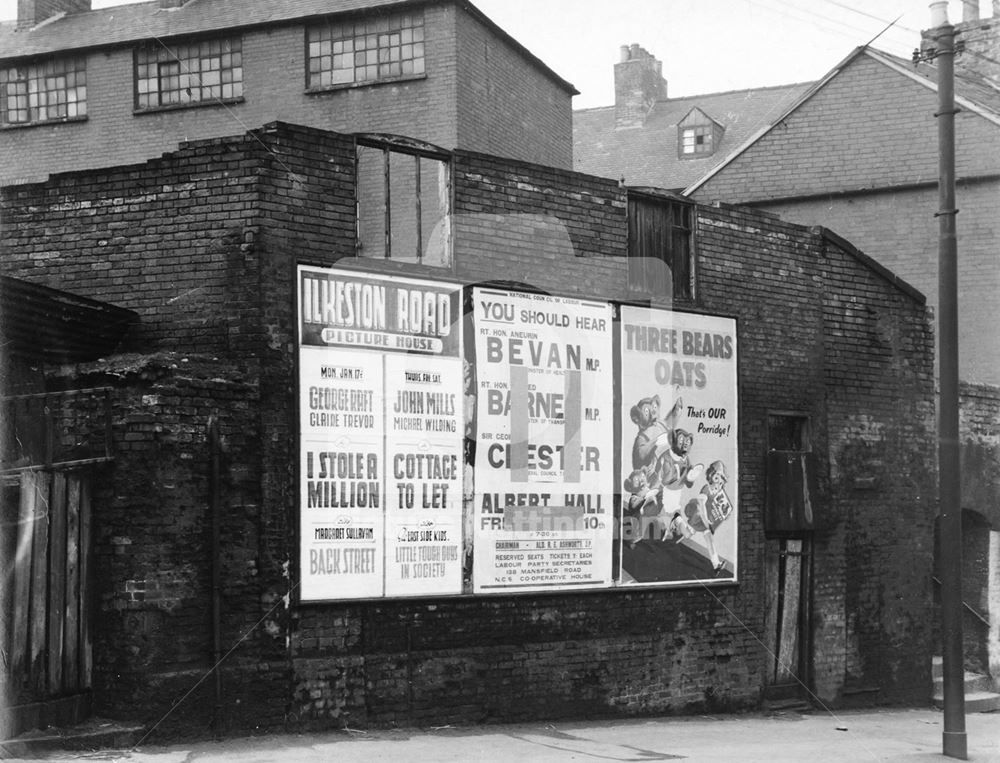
[298,266,464,601]
[471,288,615,593]
[296,270,738,599]
[617,306,739,585]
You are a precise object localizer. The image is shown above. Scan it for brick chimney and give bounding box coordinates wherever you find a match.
[614,44,667,130]
[16,0,91,30]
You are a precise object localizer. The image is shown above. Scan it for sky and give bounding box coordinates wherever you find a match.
[0,0,985,108]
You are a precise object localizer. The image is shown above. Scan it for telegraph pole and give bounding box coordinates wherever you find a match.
[927,1,966,758]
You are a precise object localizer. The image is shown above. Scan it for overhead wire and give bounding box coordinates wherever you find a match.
[748,0,917,55]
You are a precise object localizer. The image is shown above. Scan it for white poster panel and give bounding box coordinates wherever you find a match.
[472,288,615,593]
[299,350,385,600]
[298,266,463,601]
[618,306,738,586]
[383,355,464,597]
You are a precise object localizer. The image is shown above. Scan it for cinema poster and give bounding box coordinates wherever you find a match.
[297,266,464,601]
[471,288,615,593]
[618,306,738,586]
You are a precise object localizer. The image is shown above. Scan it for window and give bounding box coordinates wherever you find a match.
[0,57,87,127]
[135,37,243,110]
[356,137,450,267]
[678,108,724,159]
[307,12,425,90]
[627,192,694,300]
[681,125,713,156]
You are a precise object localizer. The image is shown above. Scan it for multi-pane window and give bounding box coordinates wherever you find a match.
[0,57,87,127]
[627,192,694,300]
[135,38,243,110]
[307,12,425,89]
[356,138,450,268]
[681,125,713,156]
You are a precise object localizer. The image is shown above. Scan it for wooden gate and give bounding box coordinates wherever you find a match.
[2,469,92,735]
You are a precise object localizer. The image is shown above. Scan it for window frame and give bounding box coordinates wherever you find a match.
[626,190,696,302]
[0,56,88,129]
[133,35,244,113]
[680,125,714,157]
[354,134,453,270]
[305,11,426,92]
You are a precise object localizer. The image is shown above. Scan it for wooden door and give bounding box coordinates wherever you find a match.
[763,537,812,700]
[1,469,92,735]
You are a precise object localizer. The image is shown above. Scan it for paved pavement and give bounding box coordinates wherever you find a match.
[3,707,999,762]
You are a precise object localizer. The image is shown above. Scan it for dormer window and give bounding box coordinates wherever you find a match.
[678,108,724,159]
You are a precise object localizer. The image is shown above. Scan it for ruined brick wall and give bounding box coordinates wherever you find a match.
[52,353,271,737]
[0,122,937,736]
[0,135,264,361]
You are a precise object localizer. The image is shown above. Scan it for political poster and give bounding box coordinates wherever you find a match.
[617,306,738,586]
[298,266,463,601]
[471,288,615,593]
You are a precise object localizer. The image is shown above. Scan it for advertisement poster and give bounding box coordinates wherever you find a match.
[618,306,738,585]
[472,288,615,593]
[298,266,463,601]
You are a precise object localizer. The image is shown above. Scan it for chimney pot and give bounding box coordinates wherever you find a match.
[962,0,980,21]
[619,45,630,63]
[929,0,950,27]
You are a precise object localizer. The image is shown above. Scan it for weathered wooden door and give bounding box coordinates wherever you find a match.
[2,469,92,735]
[763,537,812,700]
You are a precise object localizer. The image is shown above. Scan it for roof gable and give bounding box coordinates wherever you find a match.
[687,46,1000,198]
[678,107,721,130]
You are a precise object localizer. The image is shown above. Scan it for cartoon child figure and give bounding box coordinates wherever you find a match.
[669,459,732,573]
[701,460,734,532]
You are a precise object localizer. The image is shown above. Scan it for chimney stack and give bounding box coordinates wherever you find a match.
[16,0,91,30]
[614,44,667,130]
[921,0,1000,88]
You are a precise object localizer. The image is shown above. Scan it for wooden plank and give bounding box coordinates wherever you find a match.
[776,538,803,683]
[47,473,67,695]
[78,477,92,690]
[10,471,36,682]
[63,476,81,692]
[28,471,51,695]
[763,540,781,682]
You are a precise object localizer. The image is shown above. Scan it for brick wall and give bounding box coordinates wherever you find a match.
[0,4,572,185]
[453,5,573,168]
[0,122,937,736]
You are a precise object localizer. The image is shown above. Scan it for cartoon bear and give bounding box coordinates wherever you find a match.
[622,468,662,544]
[629,394,683,471]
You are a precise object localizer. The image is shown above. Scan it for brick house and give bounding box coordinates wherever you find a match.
[575,7,1000,693]
[0,121,937,738]
[0,0,576,185]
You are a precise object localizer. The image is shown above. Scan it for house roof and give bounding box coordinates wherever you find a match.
[0,0,577,94]
[572,81,812,191]
[684,45,1000,196]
